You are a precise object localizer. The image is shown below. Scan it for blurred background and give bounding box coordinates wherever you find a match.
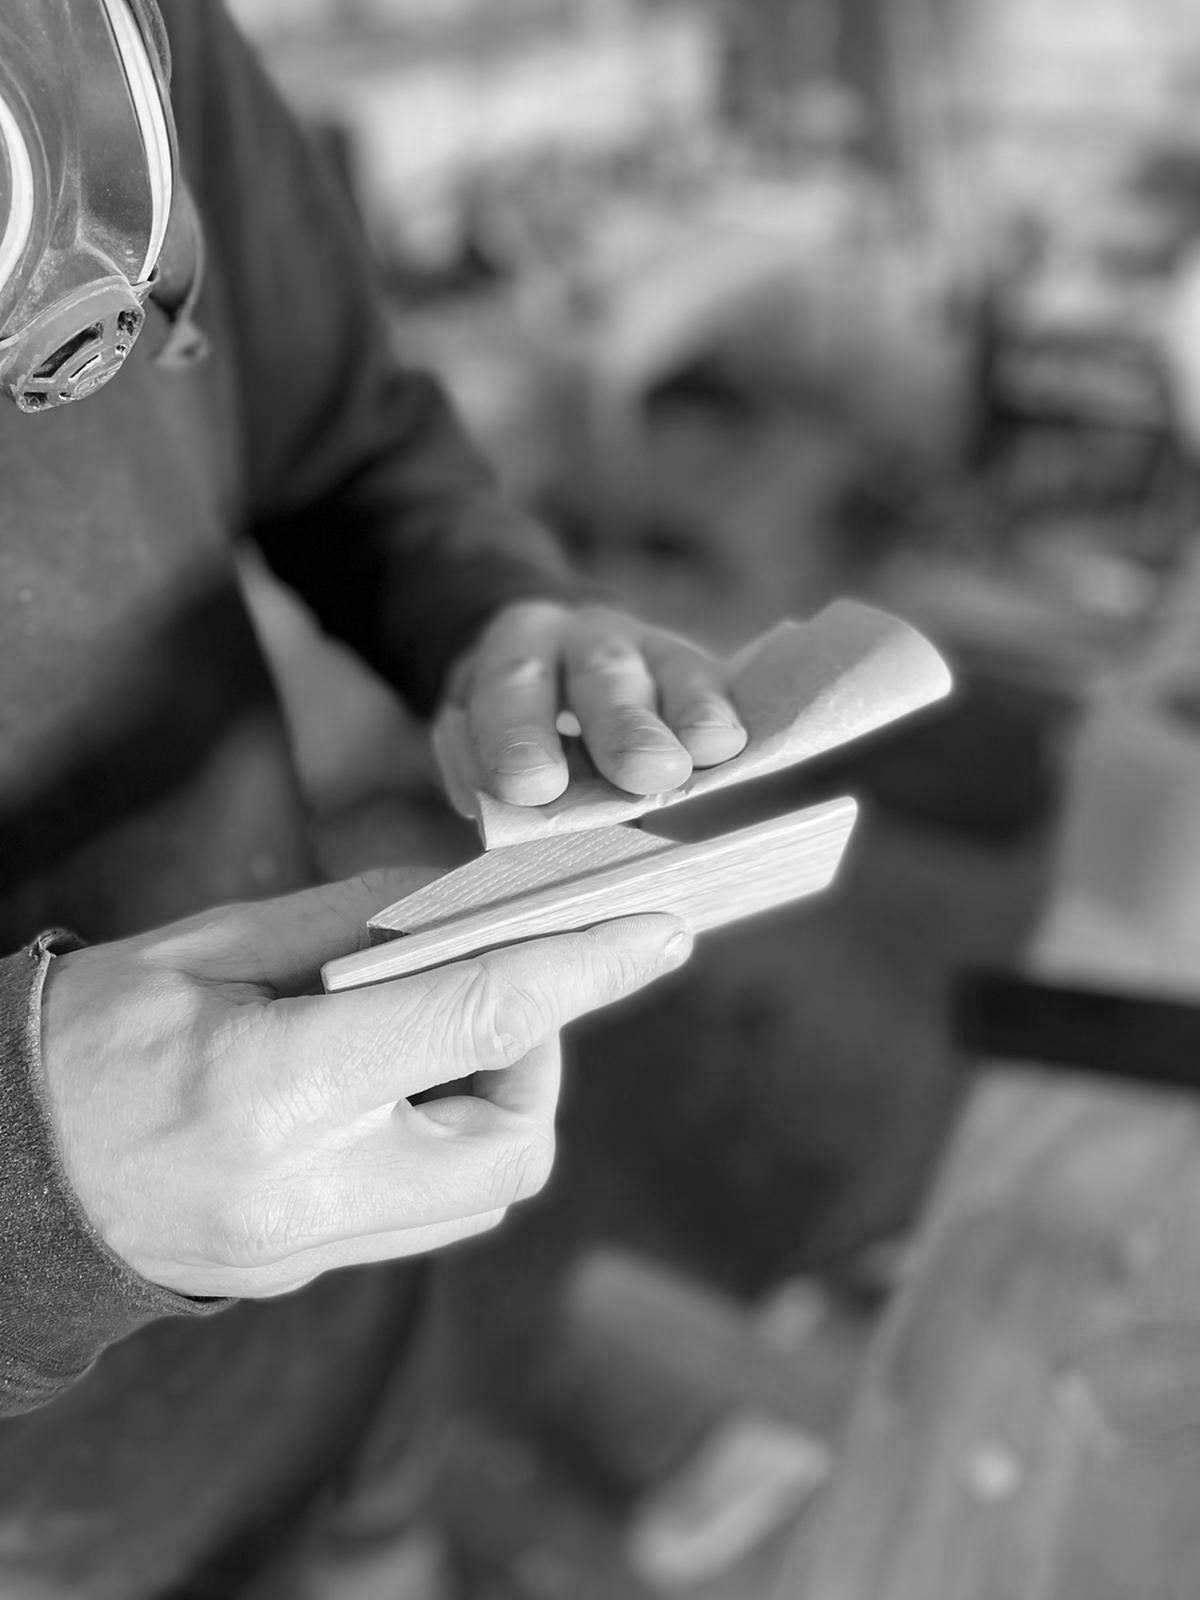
[224,3,1200,1594]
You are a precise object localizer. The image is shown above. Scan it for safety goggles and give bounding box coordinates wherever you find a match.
[0,0,177,411]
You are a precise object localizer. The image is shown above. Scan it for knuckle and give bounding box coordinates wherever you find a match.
[445,962,540,1068]
[581,640,638,671]
[445,965,505,1064]
[144,965,208,1031]
[492,655,552,693]
[496,597,564,634]
[578,646,650,688]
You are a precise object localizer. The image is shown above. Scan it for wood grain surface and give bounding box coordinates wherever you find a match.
[322,798,856,991]
[369,824,673,937]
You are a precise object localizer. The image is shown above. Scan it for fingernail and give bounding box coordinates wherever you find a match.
[664,928,694,965]
[497,739,554,774]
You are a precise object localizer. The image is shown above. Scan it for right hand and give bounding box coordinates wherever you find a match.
[39,871,691,1300]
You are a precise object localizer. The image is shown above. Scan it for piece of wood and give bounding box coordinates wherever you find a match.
[368,823,674,940]
[434,600,952,849]
[321,798,856,991]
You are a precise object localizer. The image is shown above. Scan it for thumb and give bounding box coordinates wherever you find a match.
[148,868,444,994]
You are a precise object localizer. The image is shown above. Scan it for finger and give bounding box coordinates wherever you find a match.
[408,1040,562,1128]
[442,644,478,709]
[151,868,445,994]
[267,916,692,1122]
[642,636,748,768]
[431,704,481,819]
[467,602,568,805]
[565,616,692,794]
[470,1036,562,1119]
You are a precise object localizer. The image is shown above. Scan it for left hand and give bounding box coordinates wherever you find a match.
[444,600,748,804]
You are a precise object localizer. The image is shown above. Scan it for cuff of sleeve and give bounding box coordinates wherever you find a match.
[0,935,232,1415]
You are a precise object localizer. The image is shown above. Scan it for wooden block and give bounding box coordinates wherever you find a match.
[369,824,674,941]
[321,798,856,992]
[434,600,951,850]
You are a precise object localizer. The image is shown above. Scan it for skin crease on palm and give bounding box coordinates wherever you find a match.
[38,600,748,1297]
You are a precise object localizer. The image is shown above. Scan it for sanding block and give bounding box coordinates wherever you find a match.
[322,600,951,992]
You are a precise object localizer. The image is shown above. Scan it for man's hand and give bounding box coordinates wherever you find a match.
[447,601,749,805]
[39,872,691,1300]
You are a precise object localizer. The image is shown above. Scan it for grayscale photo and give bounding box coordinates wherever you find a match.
[2,2,1198,1595]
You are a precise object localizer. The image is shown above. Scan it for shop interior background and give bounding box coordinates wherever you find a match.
[219,3,1200,1595]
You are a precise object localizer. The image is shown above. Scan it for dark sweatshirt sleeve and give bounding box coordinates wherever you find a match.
[167,2,578,715]
[0,938,228,1417]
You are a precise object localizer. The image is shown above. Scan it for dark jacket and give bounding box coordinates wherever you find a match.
[0,5,570,1593]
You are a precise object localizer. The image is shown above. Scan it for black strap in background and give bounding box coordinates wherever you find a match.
[951,969,1200,1095]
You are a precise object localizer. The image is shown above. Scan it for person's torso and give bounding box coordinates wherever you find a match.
[0,176,315,946]
[0,15,426,1597]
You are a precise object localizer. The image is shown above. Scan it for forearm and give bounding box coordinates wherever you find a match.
[0,936,227,1417]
